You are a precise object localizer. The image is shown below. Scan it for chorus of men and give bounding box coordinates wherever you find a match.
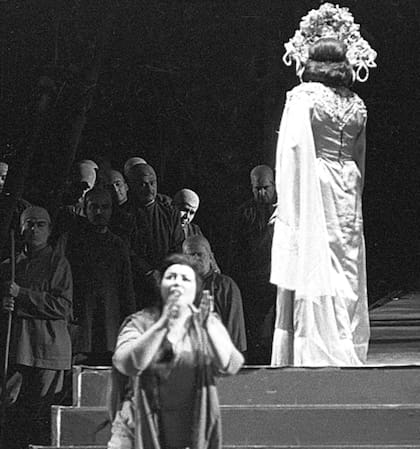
[0,158,276,448]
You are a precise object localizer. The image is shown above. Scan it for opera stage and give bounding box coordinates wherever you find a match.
[27,292,420,449]
[368,290,420,366]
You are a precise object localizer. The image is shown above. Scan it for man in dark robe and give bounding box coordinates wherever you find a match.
[229,164,277,364]
[53,159,99,246]
[0,206,73,449]
[173,188,203,238]
[63,187,136,365]
[108,169,130,207]
[104,169,137,247]
[183,235,247,354]
[174,188,221,272]
[124,157,172,206]
[125,163,184,307]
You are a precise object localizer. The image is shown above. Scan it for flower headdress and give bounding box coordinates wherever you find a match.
[283,3,377,82]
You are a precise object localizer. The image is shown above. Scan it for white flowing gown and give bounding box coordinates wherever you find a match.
[270,81,370,366]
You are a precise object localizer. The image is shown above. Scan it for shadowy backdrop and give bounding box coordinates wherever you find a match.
[1,0,419,303]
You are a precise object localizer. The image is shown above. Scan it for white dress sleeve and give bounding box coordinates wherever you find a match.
[270,85,335,298]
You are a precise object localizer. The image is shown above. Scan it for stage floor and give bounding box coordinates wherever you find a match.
[367,290,420,366]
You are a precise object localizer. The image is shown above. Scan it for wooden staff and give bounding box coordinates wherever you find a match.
[0,229,16,438]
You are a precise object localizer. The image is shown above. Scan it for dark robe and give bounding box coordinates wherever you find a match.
[130,197,184,271]
[125,196,184,308]
[182,222,203,239]
[202,271,247,353]
[64,223,136,354]
[229,199,276,363]
[109,206,137,249]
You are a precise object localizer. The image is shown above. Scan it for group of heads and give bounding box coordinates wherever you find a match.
[106,158,202,229]
[66,156,155,230]
[10,155,276,255]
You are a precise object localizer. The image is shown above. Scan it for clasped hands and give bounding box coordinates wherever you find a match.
[158,291,215,338]
[2,281,21,312]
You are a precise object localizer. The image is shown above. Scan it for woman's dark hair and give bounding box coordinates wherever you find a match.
[153,253,203,310]
[302,37,353,87]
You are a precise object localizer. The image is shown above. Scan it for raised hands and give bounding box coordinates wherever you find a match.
[198,290,214,326]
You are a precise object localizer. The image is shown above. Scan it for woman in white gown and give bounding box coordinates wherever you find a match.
[270,4,377,366]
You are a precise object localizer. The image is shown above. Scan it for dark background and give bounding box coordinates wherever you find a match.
[1,0,419,303]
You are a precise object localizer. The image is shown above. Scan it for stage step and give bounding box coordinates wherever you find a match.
[28,446,420,449]
[51,404,420,446]
[73,365,420,407]
[51,365,420,447]
[369,292,420,322]
[370,325,420,341]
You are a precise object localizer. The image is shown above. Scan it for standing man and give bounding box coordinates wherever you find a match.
[126,163,184,281]
[173,188,203,238]
[107,169,129,207]
[54,159,99,243]
[183,235,247,354]
[0,206,73,449]
[104,169,137,247]
[174,188,221,272]
[229,164,277,364]
[63,187,136,365]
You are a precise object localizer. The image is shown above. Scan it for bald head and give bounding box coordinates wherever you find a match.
[73,159,98,189]
[0,162,8,193]
[250,165,275,204]
[20,206,51,228]
[123,157,147,177]
[79,159,99,169]
[126,163,157,206]
[20,206,51,250]
[107,169,129,205]
[173,189,200,226]
[183,235,212,276]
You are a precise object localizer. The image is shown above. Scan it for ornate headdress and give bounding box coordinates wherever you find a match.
[283,3,377,82]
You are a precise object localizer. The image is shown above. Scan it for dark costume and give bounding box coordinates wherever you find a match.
[63,223,136,361]
[109,207,137,250]
[229,199,276,363]
[0,245,73,449]
[128,197,184,308]
[202,271,247,353]
[182,222,203,239]
[130,198,184,271]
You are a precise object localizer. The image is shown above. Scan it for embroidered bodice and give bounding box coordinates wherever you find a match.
[287,82,366,163]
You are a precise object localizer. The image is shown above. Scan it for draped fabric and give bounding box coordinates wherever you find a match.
[270,82,370,366]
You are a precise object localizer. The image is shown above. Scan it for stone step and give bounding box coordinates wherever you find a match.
[370,325,420,341]
[73,365,420,407]
[52,404,420,446]
[29,444,420,449]
[30,447,105,449]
